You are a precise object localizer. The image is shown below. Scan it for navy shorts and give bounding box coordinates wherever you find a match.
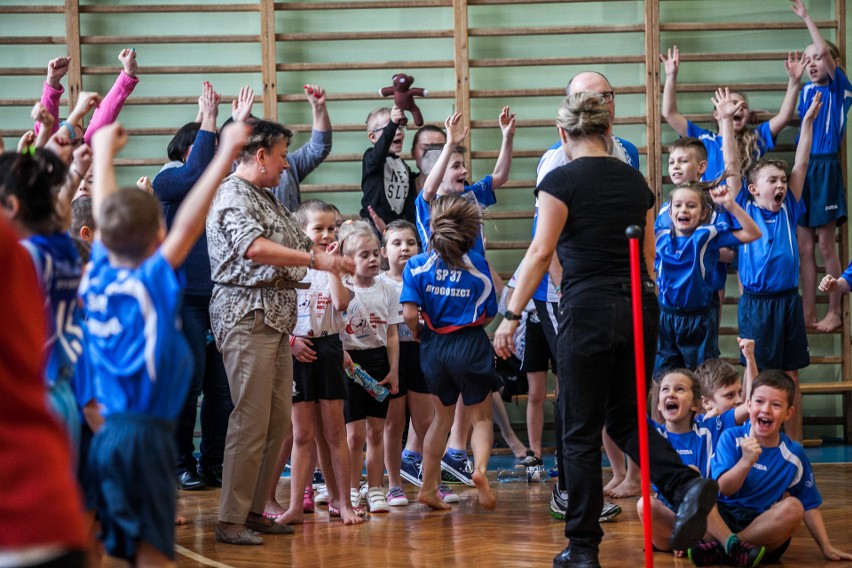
[88,413,177,561]
[738,289,810,371]
[533,299,560,376]
[345,347,390,422]
[798,153,847,228]
[654,304,719,374]
[292,334,347,403]
[717,501,792,562]
[420,325,502,407]
[397,340,429,396]
[520,314,556,373]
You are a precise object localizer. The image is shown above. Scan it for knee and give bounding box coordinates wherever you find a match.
[776,497,805,526]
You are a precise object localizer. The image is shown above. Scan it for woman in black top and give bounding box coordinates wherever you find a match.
[493,92,715,568]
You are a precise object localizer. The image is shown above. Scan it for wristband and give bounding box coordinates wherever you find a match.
[289,335,296,346]
[59,120,76,140]
[503,310,522,321]
[308,249,315,269]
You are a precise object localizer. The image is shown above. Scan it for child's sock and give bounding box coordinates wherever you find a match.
[402,450,422,463]
[446,447,467,462]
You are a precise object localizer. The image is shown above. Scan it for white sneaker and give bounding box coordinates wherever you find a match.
[350,487,362,509]
[314,484,329,505]
[367,486,390,512]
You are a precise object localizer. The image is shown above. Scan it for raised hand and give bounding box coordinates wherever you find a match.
[31,102,54,128]
[17,131,35,153]
[91,122,128,157]
[790,0,808,20]
[709,185,735,210]
[231,85,254,122]
[737,336,755,359]
[218,120,251,156]
[660,45,680,77]
[741,429,762,465]
[803,90,823,123]
[118,47,138,78]
[445,112,467,146]
[498,106,516,138]
[45,132,73,165]
[711,87,745,121]
[71,143,93,177]
[199,81,220,127]
[785,51,809,83]
[390,105,406,125]
[46,56,71,88]
[136,176,153,193]
[303,84,326,108]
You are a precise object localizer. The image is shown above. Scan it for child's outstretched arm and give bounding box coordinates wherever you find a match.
[83,48,139,145]
[490,106,515,189]
[160,121,249,269]
[66,91,102,135]
[660,46,689,136]
[790,91,822,200]
[90,123,127,227]
[803,508,852,561]
[712,87,745,196]
[35,56,70,137]
[710,186,761,243]
[31,103,55,148]
[791,0,837,80]
[420,112,466,203]
[735,337,758,424]
[769,51,809,138]
[820,273,852,294]
[57,142,92,230]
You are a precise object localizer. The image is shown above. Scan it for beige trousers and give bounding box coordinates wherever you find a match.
[218,309,293,523]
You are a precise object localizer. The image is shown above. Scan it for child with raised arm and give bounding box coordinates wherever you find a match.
[37,48,139,146]
[709,370,852,562]
[81,120,247,567]
[360,106,415,232]
[640,369,765,566]
[339,220,402,514]
[661,45,807,181]
[402,194,502,511]
[695,338,758,425]
[654,177,761,373]
[416,107,515,257]
[790,0,851,333]
[732,92,823,442]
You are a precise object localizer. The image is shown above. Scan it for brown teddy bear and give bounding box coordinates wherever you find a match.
[379,73,428,127]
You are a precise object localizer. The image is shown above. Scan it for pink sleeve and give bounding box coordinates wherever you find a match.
[34,82,64,137]
[83,71,139,145]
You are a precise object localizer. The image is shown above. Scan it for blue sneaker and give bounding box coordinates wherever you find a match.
[400,459,423,487]
[440,453,475,486]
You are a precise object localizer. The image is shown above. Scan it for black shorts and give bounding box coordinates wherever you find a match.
[420,326,501,407]
[717,501,791,562]
[396,340,430,396]
[345,347,391,422]
[88,413,177,561]
[738,289,809,371]
[292,334,347,403]
[533,299,560,376]
[520,315,556,373]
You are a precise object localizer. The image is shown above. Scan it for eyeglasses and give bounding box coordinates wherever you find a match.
[598,91,615,103]
[370,124,406,134]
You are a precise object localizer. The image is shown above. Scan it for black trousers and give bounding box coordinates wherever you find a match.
[557,288,698,550]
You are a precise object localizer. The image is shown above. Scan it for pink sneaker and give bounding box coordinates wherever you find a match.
[303,485,315,514]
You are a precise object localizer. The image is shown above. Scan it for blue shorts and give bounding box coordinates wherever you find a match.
[88,413,177,561]
[654,305,719,374]
[48,378,81,466]
[738,289,809,371]
[345,347,390,422]
[799,153,847,228]
[397,340,429,395]
[292,334,347,403]
[420,325,501,407]
[717,501,791,562]
[520,315,556,373]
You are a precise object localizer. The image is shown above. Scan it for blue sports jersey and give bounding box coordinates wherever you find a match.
[21,233,84,388]
[652,418,714,478]
[401,250,497,334]
[655,221,742,310]
[711,422,822,513]
[797,67,852,154]
[839,259,852,288]
[79,242,193,419]
[735,189,805,293]
[415,175,495,259]
[687,120,775,182]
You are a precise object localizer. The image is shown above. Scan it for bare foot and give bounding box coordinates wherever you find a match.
[263,500,286,519]
[608,478,641,499]
[341,506,366,525]
[507,439,528,460]
[418,488,451,510]
[273,509,304,526]
[472,471,496,510]
[175,515,188,525]
[805,319,819,330]
[816,312,842,333]
[603,474,625,497]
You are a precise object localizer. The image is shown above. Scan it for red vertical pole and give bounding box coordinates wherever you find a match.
[626,225,654,568]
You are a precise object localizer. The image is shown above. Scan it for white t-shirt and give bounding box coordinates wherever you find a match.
[341,276,403,350]
[292,268,345,338]
[378,272,414,342]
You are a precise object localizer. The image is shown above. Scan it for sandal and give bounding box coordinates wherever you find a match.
[328,504,368,518]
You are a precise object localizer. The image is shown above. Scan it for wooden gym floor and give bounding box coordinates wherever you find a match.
[102,463,852,567]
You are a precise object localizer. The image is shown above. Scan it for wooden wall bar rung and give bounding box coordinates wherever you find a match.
[470,25,644,37]
[472,56,645,68]
[470,117,647,128]
[0,68,52,76]
[661,20,835,32]
[469,0,628,4]
[278,61,453,72]
[680,52,803,62]
[471,85,647,98]
[80,35,261,44]
[673,83,791,93]
[81,65,262,75]
[275,31,453,42]
[277,1,451,9]
[0,37,66,45]
[278,91,456,102]
[0,6,64,14]
[79,4,259,13]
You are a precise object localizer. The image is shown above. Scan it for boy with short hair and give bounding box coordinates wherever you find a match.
[360,106,415,231]
[81,120,246,566]
[667,136,708,186]
[730,92,823,442]
[707,370,852,562]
